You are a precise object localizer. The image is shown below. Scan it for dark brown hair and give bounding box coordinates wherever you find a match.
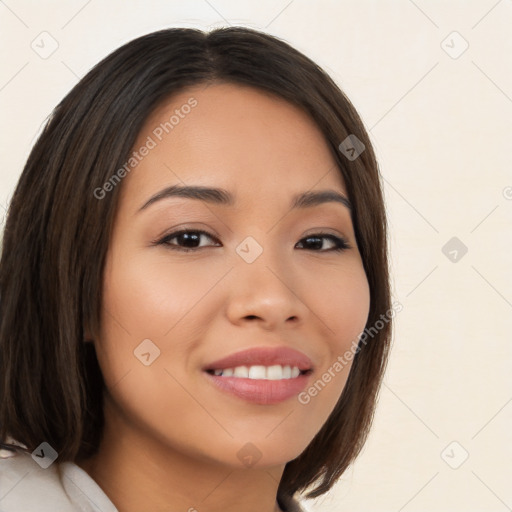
[0,26,392,502]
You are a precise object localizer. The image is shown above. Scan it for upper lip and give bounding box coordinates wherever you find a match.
[202,346,313,372]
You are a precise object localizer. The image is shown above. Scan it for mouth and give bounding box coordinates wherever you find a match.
[202,346,314,404]
[202,345,313,374]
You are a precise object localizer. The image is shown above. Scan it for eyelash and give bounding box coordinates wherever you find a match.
[155,229,351,253]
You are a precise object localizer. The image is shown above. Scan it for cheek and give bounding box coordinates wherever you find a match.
[94,250,222,449]
[294,263,370,418]
[101,248,221,341]
[96,248,228,390]
[307,261,371,353]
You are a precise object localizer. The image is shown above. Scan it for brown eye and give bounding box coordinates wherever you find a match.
[158,230,220,252]
[295,234,350,252]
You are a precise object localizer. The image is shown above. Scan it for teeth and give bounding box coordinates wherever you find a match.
[248,365,267,379]
[211,364,303,380]
[233,366,249,378]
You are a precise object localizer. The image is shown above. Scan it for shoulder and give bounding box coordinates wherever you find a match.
[0,450,75,511]
[0,451,118,512]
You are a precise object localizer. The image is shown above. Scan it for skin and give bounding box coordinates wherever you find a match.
[77,82,370,512]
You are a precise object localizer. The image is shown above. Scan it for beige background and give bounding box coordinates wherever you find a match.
[1,1,511,510]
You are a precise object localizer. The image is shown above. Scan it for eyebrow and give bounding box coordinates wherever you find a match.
[137,184,352,213]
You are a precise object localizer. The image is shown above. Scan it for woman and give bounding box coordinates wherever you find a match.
[0,26,393,512]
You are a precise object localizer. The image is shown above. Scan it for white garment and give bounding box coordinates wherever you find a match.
[0,450,306,512]
[0,450,118,512]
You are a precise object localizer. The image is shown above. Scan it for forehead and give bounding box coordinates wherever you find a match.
[120,82,347,211]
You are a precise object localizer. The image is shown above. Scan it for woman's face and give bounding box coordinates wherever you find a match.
[94,82,370,468]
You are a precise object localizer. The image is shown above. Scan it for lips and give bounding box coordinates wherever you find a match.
[202,346,314,373]
[204,371,311,404]
[202,346,314,405]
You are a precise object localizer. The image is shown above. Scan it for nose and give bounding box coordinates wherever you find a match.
[225,247,309,331]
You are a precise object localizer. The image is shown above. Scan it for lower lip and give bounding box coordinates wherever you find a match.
[203,371,311,405]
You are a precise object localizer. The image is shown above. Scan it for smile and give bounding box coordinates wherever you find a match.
[203,366,313,405]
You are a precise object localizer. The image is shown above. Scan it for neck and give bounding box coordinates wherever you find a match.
[76,392,286,512]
